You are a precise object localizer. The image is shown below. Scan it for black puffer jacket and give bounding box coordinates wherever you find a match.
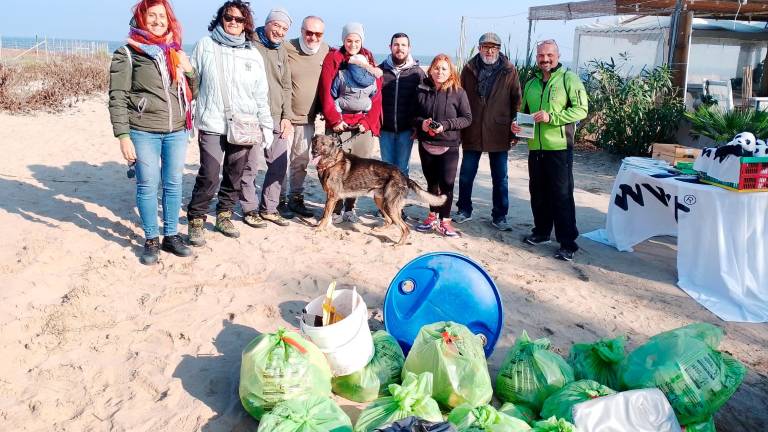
[413,80,472,147]
[379,59,426,133]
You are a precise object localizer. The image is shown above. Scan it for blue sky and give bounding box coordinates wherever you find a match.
[0,0,608,59]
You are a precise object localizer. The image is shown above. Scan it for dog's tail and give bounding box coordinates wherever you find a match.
[407,179,447,206]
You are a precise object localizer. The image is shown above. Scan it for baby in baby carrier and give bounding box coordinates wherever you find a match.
[331,54,382,114]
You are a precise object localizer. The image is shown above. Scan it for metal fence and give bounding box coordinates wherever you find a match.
[0,35,110,63]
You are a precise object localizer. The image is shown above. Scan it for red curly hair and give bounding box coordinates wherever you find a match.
[131,0,183,45]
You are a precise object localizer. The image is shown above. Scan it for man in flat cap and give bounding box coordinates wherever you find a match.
[455,32,521,231]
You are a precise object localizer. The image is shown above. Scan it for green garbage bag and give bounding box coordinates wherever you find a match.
[256,395,353,432]
[531,417,576,432]
[239,328,332,420]
[499,402,537,426]
[333,330,405,402]
[539,379,615,423]
[567,336,625,389]
[682,418,716,432]
[495,330,575,411]
[447,403,532,431]
[620,323,746,425]
[403,321,492,409]
[355,371,443,432]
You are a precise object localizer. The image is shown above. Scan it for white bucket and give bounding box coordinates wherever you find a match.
[299,289,374,376]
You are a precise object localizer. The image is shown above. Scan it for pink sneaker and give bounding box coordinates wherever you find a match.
[437,219,459,237]
[416,212,438,232]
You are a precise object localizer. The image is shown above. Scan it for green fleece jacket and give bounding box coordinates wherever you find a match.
[521,64,588,151]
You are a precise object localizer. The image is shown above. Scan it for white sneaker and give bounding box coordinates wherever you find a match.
[342,210,360,223]
[332,213,344,224]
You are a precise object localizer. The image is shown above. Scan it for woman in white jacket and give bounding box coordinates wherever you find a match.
[186,0,273,245]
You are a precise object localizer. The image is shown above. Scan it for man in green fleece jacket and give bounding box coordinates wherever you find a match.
[513,39,588,261]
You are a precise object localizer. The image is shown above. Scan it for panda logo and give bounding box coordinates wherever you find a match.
[733,132,757,154]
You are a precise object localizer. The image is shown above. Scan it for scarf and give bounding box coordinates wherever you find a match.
[298,36,320,55]
[475,54,506,99]
[211,24,249,48]
[256,26,281,49]
[127,25,193,130]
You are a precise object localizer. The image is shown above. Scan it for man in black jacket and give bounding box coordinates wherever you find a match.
[378,33,426,177]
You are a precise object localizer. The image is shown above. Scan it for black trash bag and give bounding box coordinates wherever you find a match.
[374,416,458,432]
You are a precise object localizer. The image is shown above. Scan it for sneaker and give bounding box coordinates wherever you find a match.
[437,219,460,237]
[187,218,206,247]
[492,219,513,231]
[277,198,295,219]
[215,211,240,238]
[243,211,267,228]
[523,234,552,246]
[554,248,575,261]
[140,237,160,265]
[161,234,192,257]
[342,209,360,223]
[332,212,344,224]
[416,212,438,232]
[287,193,314,217]
[260,211,290,227]
[452,211,472,224]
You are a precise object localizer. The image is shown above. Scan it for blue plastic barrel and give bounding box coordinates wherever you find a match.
[383,252,503,357]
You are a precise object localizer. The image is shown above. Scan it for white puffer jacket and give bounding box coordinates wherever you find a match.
[191,36,274,134]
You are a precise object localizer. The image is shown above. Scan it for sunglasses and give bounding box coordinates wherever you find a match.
[536,39,557,46]
[223,14,246,24]
[303,29,324,38]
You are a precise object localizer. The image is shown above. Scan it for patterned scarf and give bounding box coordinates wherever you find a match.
[256,26,281,49]
[127,25,193,129]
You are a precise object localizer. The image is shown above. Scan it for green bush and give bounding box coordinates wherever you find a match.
[685,106,768,144]
[580,55,685,156]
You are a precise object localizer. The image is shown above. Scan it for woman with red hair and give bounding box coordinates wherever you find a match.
[108,0,198,265]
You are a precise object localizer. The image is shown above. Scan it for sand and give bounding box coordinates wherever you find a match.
[0,96,765,431]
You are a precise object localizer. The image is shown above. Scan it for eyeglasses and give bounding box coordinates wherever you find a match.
[303,29,324,38]
[536,39,557,47]
[223,14,246,24]
[479,44,500,52]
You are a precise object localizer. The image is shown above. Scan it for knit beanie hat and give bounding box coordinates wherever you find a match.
[342,22,365,45]
[265,7,292,26]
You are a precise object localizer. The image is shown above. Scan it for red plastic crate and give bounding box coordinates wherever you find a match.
[699,157,768,192]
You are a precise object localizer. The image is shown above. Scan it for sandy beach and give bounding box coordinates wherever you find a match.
[0,96,766,431]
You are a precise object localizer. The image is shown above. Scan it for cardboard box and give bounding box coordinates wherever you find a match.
[651,143,702,165]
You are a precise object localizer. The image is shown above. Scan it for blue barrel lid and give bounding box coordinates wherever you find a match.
[384,252,503,357]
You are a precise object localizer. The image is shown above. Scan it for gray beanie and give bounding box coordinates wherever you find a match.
[265,7,292,26]
[342,22,365,45]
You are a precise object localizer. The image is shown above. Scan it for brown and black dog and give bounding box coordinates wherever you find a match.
[311,134,446,246]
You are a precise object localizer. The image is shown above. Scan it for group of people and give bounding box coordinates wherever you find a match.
[108,0,589,266]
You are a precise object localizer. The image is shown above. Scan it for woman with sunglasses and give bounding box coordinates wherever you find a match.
[109,0,197,265]
[185,1,273,246]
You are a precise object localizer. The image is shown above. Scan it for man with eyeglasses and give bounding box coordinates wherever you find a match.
[512,39,588,261]
[240,7,294,227]
[378,32,426,178]
[282,16,330,218]
[456,32,521,231]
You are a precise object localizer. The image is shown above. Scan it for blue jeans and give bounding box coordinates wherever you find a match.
[130,129,188,239]
[456,150,509,222]
[379,130,414,177]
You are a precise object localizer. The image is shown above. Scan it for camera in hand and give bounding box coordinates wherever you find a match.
[428,120,440,130]
[126,162,136,179]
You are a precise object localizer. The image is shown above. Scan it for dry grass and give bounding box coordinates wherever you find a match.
[0,55,109,113]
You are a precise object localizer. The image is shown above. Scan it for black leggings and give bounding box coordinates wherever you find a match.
[418,145,459,219]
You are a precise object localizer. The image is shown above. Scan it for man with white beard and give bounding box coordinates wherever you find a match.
[455,32,521,231]
[281,16,330,217]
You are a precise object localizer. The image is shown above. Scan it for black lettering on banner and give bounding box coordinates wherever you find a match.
[614,183,644,211]
[674,196,691,222]
[641,183,672,207]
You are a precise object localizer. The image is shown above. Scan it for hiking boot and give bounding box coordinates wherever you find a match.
[187,217,206,247]
[260,211,290,227]
[523,233,552,246]
[416,212,438,232]
[243,211,267,228]
[452,211,472,224]
[492,219,513,231]
[287,193,314,217]
[140,237,160,265]
[437,219,459,237]
[215,211,240,238]
[161,234,192,257]
[554,248,575,261]
[277,198,295,219]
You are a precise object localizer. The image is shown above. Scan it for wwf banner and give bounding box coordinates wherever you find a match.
[589,162,768,322]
